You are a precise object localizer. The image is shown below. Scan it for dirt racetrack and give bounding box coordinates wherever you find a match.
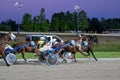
[0,59,120,80]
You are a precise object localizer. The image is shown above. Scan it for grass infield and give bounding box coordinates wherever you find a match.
[16,52,120,59]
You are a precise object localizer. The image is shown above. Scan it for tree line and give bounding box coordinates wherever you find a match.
[0,8,120,33]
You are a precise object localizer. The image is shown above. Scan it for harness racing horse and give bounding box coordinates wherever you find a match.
[12,41,40,63]
[0,32,16,66]
[52,36,97,62]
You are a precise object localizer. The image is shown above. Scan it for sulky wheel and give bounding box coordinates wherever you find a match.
[47,54,58,66]
[38,54,47,65]
[6,53,17,65]
[63,52,73,63]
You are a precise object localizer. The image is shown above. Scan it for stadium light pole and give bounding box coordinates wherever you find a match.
[15,1,22,34]
[74,5,80,35]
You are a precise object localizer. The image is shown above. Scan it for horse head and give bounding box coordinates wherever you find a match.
[88,35,98,44]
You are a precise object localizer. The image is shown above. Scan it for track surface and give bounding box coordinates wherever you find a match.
[0,59,120,80]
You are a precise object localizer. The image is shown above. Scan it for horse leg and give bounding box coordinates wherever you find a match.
[72,52,77,62]
[76,45,88,57]
[78,49,89,58]
[90,50,97,61]
[86,51,92,60]
[79,50,92,61]
[87,46,97,61]
[86,48,91,56]
[3,56,10,67]
[21,51,29,63]
[0,50,10,66]
[34,49,40,56]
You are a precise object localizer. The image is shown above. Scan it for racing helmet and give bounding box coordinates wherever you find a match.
[40,37,45,40]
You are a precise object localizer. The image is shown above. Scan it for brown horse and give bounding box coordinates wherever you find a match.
[12,41,40,63]
[52,36,97,62]
[0,32,16,66]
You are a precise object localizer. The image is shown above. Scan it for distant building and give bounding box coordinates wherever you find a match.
[108,29,120,33]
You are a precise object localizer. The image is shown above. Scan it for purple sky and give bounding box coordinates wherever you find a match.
[0,0,120,23]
